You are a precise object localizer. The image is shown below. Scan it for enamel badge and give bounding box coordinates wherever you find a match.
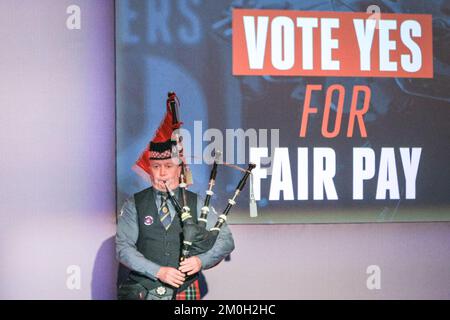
[144,215,154,226]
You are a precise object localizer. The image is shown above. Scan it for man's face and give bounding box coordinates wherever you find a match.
[148,158,181,191]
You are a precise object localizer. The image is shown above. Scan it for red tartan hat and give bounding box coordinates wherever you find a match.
[133,92,184,179]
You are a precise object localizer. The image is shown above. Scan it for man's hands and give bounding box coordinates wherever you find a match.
[156,267,185,288]
[179,256,202,275]
[156,257,202,288]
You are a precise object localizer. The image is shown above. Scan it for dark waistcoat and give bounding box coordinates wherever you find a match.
[129,187,199,292]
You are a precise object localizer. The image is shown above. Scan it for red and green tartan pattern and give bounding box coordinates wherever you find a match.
[175,279,200,300]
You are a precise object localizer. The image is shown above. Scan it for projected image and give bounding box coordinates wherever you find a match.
[116,0,450,223]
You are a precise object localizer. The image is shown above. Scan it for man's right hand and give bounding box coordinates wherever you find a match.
[156,266,185,288]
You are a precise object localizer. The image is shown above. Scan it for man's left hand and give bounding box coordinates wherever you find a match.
[179,256,202,275]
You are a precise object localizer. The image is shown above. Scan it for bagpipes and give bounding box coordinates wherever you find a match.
[163,92,255,260]
[164,161,255,259]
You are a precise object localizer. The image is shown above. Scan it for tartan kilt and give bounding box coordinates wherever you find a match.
[175,279,200,300]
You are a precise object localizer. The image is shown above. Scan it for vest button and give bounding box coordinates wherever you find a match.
[165,252,170,256]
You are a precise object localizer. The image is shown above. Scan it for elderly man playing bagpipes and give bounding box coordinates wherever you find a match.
[116,92,255,300]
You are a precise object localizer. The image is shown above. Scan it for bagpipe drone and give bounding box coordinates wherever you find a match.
[163,92,255,260]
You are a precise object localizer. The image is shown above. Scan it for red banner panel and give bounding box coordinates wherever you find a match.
[233,9,433,78]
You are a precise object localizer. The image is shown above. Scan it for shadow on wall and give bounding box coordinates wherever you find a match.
[91,236,118,300]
